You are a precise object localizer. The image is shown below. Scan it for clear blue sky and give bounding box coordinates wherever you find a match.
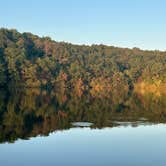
[0,0,166,50]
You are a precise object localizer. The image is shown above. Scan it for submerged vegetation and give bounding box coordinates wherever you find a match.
[0,28,165,95]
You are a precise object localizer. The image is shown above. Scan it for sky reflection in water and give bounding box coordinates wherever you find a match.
[0,124,166,166]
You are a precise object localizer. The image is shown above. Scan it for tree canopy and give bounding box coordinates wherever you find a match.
[0,28,165,93]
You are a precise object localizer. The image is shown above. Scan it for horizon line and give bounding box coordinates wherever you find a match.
[1,27,166,52]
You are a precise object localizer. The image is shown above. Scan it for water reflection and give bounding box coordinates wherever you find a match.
[71,122,94,127]
[1,125,166,166]
[0,88,165,143]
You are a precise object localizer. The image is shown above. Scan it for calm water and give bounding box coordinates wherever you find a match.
[0,89,166,166]
[1,125,166,166]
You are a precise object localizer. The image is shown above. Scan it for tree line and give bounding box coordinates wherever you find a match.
[0,28,165,93]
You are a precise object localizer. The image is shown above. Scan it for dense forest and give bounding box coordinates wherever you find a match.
[0,28,165,95]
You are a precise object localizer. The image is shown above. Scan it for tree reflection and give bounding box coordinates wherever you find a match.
[0,88,165,143]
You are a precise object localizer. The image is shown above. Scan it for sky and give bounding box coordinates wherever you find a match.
[0,0,166,51]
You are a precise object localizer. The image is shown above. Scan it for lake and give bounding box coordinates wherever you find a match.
[1,124,166,166]
[0,89,166,166]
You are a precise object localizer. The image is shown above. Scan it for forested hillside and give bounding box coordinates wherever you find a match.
[0,28,165,94]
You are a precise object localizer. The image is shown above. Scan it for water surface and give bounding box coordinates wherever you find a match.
[0,89,165,166]
[1,124,166,166]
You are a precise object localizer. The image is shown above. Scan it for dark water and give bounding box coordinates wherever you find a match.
[0,89,166,166]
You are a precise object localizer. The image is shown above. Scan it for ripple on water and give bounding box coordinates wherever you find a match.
[71,122,93,127]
